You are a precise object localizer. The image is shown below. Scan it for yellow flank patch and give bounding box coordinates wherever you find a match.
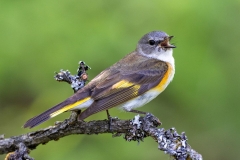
[153,63,173,92]
[50,97,91,118]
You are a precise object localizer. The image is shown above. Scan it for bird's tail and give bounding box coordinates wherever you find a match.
[23,97,91,128]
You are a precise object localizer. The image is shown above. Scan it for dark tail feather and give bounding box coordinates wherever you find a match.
[24,89,91,128]
[24,100,70,128]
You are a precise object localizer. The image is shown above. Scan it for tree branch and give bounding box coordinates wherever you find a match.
[1,113,202,160]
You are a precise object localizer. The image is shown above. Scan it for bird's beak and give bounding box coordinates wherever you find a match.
[160,36,176,49]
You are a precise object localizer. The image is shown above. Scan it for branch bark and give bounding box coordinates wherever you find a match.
[1,113,202,160]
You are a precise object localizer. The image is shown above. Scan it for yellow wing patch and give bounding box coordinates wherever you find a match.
[50,97,91,118]
[112,80,140,93]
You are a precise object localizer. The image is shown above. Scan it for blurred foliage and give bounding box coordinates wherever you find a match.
[0,0,240,159]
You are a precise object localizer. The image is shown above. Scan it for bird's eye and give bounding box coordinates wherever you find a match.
[148,40,156,45]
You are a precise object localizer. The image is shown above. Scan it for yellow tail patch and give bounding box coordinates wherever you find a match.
[50,97,91,118]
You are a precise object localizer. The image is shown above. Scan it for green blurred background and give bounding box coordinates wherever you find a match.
[0,0,239,159]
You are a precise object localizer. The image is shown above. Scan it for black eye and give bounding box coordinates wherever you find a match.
[148,40,156,45]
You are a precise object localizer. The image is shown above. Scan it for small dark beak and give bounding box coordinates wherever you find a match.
[160,36,176,48]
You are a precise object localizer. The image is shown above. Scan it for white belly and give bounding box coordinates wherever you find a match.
[119,90,161,111]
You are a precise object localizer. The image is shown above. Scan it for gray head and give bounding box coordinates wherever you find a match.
[137,31,175,55]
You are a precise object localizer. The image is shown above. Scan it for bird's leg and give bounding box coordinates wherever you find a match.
[106,110,111,120]
[128,109,146,115]
[106,110,113,131]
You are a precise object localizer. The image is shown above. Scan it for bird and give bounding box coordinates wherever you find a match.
[24,31,176,128]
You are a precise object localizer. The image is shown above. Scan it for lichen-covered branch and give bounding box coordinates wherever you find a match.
[1,113,202,160]
[54,61,90,93]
